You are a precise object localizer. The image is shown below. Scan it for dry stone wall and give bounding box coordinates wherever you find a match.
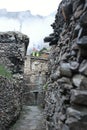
[44,0,87,130]
[0,31,29,130]
[0,31,29,74]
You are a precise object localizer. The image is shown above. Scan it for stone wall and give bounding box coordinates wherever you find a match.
[0,31,29,74]
[44,0,87,130]
[0,31,29,130]
[24,55,48,105]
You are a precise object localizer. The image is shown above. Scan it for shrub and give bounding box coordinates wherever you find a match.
[0,65,12,79]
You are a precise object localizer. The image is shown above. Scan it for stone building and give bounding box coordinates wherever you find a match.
[24,51,49,105]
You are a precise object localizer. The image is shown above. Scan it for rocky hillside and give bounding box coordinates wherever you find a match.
[44,0,87,130]
[0,32,29,130]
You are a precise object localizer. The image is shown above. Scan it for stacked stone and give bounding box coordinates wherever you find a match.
[0,31,29,74]
[44,0,87,130]
[0,31,29,129]
[0,76,22,130]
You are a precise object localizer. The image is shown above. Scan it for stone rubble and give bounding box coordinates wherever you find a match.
[44,0,87,129]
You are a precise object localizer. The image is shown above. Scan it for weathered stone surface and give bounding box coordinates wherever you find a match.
[0,32,29,129]
[62,2,72,21]
[74,9,83,19]
[62,125,69,130]
[73,0,81,12]
[0,76,22,130]
[70,61,79,71]
[72,74,87,89]
[71,90,87,105]
[73,24,81,38]
[60,63,72,77]
[66,107,87,130]
[44,36,54,43]
[77,36,87,48]
[72,74,84,87]
[79,60,87,75]
[80,12,87,27]
[44,0,87,129]
[0,31,29,73]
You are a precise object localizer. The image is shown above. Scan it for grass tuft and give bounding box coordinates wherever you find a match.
[0,64,12,79]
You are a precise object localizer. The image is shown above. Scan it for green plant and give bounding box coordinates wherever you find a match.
[43,82,48,90]
[0,64,12,79]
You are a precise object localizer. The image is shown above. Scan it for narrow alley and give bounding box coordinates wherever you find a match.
[9,105,46,130]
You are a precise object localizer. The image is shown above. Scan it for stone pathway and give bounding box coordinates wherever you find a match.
[9,106,46,130]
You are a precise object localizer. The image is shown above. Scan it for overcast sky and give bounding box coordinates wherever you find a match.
[0,0,62,54]
[0,0,61,16]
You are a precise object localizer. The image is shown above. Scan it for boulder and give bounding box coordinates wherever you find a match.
[80,12,87,27]
[70,61,79,71]
[66,107,87,130]
[72,74,87,89]
[44,36,54,43]
[71,89,87,105]
[60,63,72,77]
[79,60,87,76]
[77,36,87,48]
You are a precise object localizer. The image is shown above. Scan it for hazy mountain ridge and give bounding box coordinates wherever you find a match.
[0,9,45,20]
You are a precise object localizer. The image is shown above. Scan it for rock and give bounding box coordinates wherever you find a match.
[60,63,72,77]
[70,61,79,71]
[49,38,58,46]
[64,84,73,90]
[73,24,81,38]
[74,9,83,19]
[62,125,69,130]
[71,42,79,51]
[79,60,87,76]
[57,77,73,90]
[50,69,60,81]
[66,107,87,130]
[76,4,84,11]
[73,0,81,12]
[44,36,54,43]
[71,90,87,105]
[77,36,87,48]
[62,2,72,21]
[61,53,70,61]
[72,74,83,87]
[50,72,60,81]
[80,12,87,27]
[72,74,87,90]
[57,77,71,84]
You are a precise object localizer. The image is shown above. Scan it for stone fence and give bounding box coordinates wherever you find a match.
[0,31,29,130]
[44,0,87,130]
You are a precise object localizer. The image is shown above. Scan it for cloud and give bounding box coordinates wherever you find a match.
[0,10,55,54]
[0,0,61,16]
[21,14,55,54]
